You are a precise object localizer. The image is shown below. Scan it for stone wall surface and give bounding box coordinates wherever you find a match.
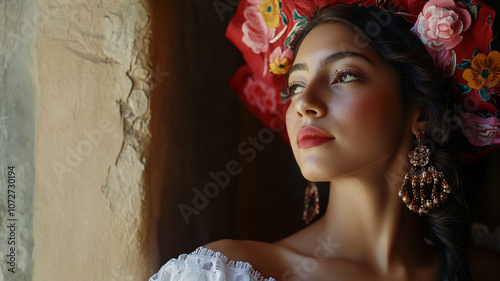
[0,1,36,280]
[33,0,153,280]
[1,0,153,280]
[33,0,152,280]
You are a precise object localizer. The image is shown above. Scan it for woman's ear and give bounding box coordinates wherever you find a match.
[410,110,428,136]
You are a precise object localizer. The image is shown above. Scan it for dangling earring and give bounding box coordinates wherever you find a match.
[303,182,319,224]
[398,131,451,215]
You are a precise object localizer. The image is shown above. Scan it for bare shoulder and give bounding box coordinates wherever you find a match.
[204,239,290,261]
[468,245,500,280]
[275,218,326,255]
[204,239,261,262]
[203,220,323,261]
[204,239,293,278]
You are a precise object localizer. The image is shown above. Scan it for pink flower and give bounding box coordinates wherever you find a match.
[458,112,500,146]
[242,6,276,54]
[411,0,471,51]
[269,46,293,75]
[243,76,277,113]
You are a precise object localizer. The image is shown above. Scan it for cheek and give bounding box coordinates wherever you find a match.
[336,94,381,132]
[334,89,406,159]
[350,96,378,124]
[342,91,403,132]
[285,105,297,143]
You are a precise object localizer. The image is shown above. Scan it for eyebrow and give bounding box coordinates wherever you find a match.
[287,51,374,78]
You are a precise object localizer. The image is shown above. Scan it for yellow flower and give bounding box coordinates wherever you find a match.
[258,0,281,28]
[463,51,500,90]
[269,55,291,75]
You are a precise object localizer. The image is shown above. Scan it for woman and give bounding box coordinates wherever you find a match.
[150,1,500,280]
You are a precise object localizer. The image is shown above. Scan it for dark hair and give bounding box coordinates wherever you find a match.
[293,5,471,281]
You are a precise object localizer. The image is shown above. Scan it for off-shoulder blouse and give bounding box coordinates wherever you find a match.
[149,222,500,281]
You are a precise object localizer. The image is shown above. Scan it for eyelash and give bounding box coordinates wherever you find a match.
[332,69,363,83]
[281,82,305,101]
[281,69,364,100]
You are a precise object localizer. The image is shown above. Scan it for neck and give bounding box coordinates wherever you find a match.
[318,155,435,273]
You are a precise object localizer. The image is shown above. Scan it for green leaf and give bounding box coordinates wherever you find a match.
[479,87,490,101]
[473,49,480,58]
[454,82,472,95]
[293,9,306,21]
[457,60,472,69]
[296,21,307,28]
[280,12,288,25]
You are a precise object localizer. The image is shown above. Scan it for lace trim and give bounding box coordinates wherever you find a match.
[150,246,276,281]
[192,246,276,281]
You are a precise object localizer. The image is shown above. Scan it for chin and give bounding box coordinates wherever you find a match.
[299,158,376,181]
[299,166,339,182]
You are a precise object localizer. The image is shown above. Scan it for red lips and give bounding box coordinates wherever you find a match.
[297,126,334,149]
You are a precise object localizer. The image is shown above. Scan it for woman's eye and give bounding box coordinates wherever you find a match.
[334,70,363,83]
[290,84,305,95]
[282,83,305,100]
[339,73,358,82]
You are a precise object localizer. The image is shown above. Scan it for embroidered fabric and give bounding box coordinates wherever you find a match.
[149,247,276,281]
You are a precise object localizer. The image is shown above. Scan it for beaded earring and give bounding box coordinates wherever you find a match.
[303,182,320,224]
[398,132,451,215]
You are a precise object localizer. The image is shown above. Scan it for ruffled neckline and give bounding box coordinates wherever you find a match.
[191,246,276,281]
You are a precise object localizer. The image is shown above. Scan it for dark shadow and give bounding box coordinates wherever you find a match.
[149,0,306,268]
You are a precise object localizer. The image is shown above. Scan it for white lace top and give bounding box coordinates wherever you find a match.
[150,223,500,281]
[149,247,275,281]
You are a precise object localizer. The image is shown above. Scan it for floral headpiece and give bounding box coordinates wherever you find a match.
[226,0,499,160]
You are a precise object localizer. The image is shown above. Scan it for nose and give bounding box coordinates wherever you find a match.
[294,86,327,119]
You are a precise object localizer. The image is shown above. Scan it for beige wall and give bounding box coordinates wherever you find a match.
[1,0,154,280]
[33,0,154,280]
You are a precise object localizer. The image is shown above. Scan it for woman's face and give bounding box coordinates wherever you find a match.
[285,23,410,181]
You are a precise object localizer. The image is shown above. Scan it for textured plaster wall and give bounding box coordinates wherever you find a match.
[31,0,152,280]
[0,1,36,280]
